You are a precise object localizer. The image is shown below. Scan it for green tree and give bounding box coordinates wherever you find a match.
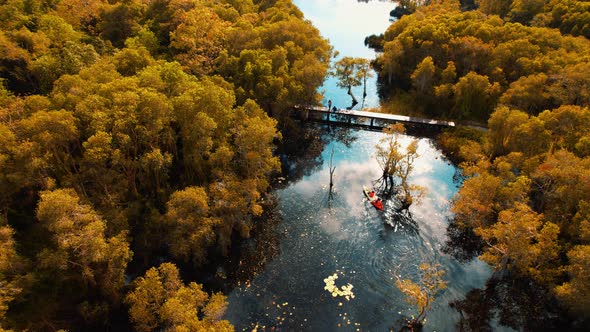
[452,171,502,229]
[232,100,281,184]
[14,188,134,329]
[55,0,105,33]
[16,109,79,182]
[375,123,407,194]
[449,36,493,77]
[538,105,590,155]
[532,150,590,235]
[30,41,99,93]
[37,14,83,48]
[0,123,19,211]
[508,115,551,157]
[0,30,35,93]
[79,131,129,228]
[376,3,590,121]
[545,0,590,39]
[440,61,456,84]
[112,47,155,77]
[98,1,144,48]
[486,106,530,157]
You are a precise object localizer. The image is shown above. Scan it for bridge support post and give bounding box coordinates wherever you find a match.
[370,118,374,128]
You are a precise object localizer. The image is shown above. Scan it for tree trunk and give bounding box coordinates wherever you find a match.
[346,85,358,110]
[361,76,368,109]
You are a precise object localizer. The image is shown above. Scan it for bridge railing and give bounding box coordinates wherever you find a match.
[292,105,455,129]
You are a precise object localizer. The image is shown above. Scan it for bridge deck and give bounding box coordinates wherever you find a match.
[294,106,455,128]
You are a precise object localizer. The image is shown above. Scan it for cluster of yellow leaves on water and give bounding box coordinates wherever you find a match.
[324,273,355,301]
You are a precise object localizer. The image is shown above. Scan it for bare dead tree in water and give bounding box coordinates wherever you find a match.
[347,86,359,110]
[328,146,336,202]
[358,59,373,110]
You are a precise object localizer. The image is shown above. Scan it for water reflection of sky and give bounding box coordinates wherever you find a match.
[293,0,396,110]
[224,129,493,331]
[223,2,497,331]
[293,0,394,59]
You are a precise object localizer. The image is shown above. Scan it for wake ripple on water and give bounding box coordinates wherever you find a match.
[224,129,493,331]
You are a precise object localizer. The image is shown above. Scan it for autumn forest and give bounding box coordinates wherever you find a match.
[1,0,590,331]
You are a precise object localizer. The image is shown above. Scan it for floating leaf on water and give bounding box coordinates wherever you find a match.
[323,272,355,301]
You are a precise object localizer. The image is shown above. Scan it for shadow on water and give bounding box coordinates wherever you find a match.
[442,220,484,263]
[276,122,358,188]
[450,273,581,332]
[211,197,284,293]
[276,123,326,186]
[443,219,589,331]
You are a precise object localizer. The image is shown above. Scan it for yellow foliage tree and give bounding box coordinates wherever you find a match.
[395,263,447,329]
[164,186,221,266]
[476,203,560,283]
[126,262,233,332]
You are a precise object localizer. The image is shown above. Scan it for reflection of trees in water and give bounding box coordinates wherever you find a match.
[276,122,326,184]
[221,197,284,290]
[276,122,357,186]
[326,124,358,148]
[450,274,575,332]
[442,220,483,263]
[217,124,358,290]
[445,220,589,331]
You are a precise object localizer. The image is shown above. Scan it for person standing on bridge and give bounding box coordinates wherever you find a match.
[328,99,332,112]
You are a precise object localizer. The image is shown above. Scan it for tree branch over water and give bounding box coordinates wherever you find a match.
[374,124,425,212]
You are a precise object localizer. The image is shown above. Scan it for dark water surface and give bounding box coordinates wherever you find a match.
[223,1,495,331]
[224,128,492,331]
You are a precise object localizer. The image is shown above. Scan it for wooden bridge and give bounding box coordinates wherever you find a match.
[292,106,455,132]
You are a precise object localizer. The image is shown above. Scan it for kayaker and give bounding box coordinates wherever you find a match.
[369,191,379,202]
[375,199,383,210]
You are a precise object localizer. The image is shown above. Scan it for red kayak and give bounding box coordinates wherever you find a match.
[363,186,384,210]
